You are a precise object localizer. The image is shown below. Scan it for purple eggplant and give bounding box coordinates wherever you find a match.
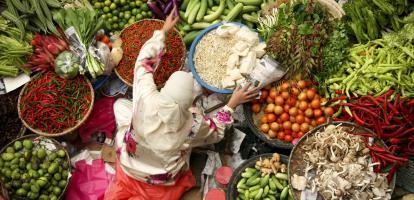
[172,0,179,16]
[163,0,173,14]
[148,1,165,19]
[156,0,166,10]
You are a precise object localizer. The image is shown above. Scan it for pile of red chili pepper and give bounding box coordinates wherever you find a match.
[116,20,185,87]
[19,71,92,134]
[25,33,68,72]
[333,90,414,181]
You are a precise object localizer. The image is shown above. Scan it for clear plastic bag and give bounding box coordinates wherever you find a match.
[248,55,286,89]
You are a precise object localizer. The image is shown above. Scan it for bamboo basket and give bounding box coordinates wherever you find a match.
[17,74,94,137]
[0,134,72,200]
[114,19,186,89]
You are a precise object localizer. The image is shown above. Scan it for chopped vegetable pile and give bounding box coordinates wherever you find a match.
[116,20,185,87]
[19,71,92,134]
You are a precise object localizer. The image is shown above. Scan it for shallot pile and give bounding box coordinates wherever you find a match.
[291,124,392,200]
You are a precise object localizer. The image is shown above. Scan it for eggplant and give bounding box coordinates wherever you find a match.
[163,0,173,15]
[148,1,165,19]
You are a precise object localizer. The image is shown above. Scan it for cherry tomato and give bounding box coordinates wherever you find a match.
[297,132,304,138]
[265,104,275,113]
[289,107,298,117]
[281,91,290,99]
[280,113,289,122]
[284,135,293,142]
[305,108,313,118]
[316,117,326,125]
[297,80,306,89]
[324,107,334,116]
[260,116,268,124]
[287,97,297,107]
[289,116,296,123]
[298,92,307,101]
[306,89,316,100]
[268,130,277,138]
[310,99,321,109]
[291,87,300,96]
[283,104,290,112]
[281,82,290,91]
[291,123,300,132]
[277,131,285,140]
[283,121,292,130]
[313,109,323,118]
[274,106,284,115]
[267,113,277,123]
[260,90,269,102]
[261,124,270,133]
[269,90,277,99]
[275,96,284,106]
[298,101,308,111]
[266,96,274,104]
[295,115,305,124]
[300,123,309,132]
[270,122,280,131]
[251,104,261,113]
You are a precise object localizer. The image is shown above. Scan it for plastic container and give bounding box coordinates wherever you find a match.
[205,188,226,200]
[215,166,233,189]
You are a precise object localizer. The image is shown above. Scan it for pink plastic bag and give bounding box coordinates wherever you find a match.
[65,159,115,200]
[79,97,116,143]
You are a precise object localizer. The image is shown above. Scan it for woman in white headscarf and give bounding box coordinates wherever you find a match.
[105,8,259,200]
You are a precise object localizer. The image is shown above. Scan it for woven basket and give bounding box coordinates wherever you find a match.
[288,121,396,200]
[114,19,186,89]
[17,74,94,137]
[0,134,71,200]
[396,159,414,193]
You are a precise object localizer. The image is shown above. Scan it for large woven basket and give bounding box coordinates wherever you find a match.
[17,74,94,137]
[114,19,186,89]
[0,134,71,200]
[288,121,396,200]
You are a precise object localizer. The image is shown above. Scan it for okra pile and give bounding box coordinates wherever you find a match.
[236,168,293,200]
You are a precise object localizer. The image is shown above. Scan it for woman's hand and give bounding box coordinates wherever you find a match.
[162,6,180,33]
[227,83,260,110]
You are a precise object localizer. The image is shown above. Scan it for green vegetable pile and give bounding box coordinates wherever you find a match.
[178,0,265,45]
[0,139,69,200]
[324,21,414,99]
[0,17,32,77]
[260,0,332,78]
[91,0,152,32]
[236,167,292,200]
[313,19,349,91]
[343,0,414,43]
[1,0,62,37]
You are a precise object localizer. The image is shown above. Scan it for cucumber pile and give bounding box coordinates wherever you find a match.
[236,168,293,200]
[178,0,266,45]
[0,139,69,200]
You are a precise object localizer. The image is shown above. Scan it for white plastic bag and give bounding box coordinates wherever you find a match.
[248,55,286,89]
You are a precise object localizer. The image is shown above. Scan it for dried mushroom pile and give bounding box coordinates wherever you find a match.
[291,125,392,200]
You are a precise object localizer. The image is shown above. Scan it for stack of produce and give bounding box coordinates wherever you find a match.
[252,80,334,143]
[0,17,32,77]
[322,22,414,99]
[0,139,69,200]
[290,124,393,200]
[116,20,185,87]
[19,71,93,134]
[91,0,152,32]
[178,0,264,45]
[53,8,106,78]
[24,33,69,72]
[235,153,293,200]
[1,0,62,36]
[343,0,414,43]
[258,0,344,78]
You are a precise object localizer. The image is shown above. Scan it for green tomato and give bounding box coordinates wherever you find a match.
[112,23,119,29]
[114,0,120,4]
[104,0,111,6]
[135,14,143,20]
[128,17,135,24]
[119,12,124,17]
[131,8,138,15]
[14,141,23,151]
[110,3,117,10]
[106,13,113,18]
[94,2,102,8]
[112,16,119,22]
[141,11,148,17]
[112,10,119,16]
[146,11,152,17]
[23,140,33,150]
[101,14,107,19]
[103,6,110,13]
[53,187,62,195]
[124,13,131,19]
[6,147,15,154]
[141,3,148,11]
[120,0,127,5]
[129,2,136,7]
[37,149,46,160]
[135,0,142,7]
[119,21,125,29]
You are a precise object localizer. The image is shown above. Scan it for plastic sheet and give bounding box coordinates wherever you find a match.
[66,159,115,200]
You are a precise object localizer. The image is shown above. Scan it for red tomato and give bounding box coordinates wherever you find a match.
[291,87,300,96]
[291,123,300,132]
[297,132,304,138]
[281,82,290,91]
[304,117,311,123]
[298,92,307,101]
[324,107,334,116]
[310,99,321,109]
[284,129,292,135]
[267,113,277,123]
[269,90,277,99]
[284,135,293,142]
[265,104,275,113]
[298,101,308,111]
[297,80,306,89]
[280,113,289,121]
[268,130,277,138]
[281,91,290,99]
[289,116,296,123]
[283,121,292,130]
[300,123,310,132]
[277,131,285,140]
[295,115,305,124]
[283,104,290,112]
[313,109,323,118]
[260,90,269,102]
[292,132,298,138]
[289,107,298,117]
[261,124,270,133]
[274,106,284,115]
[260,116,268,124]
[270,122,280,131]
[306,89,316,100]
[316,117,326,125]
[287,97,297,107]
[266,96,274,104]
[305,108,314,118]
[275,96,284,106]
[251,104,261,113]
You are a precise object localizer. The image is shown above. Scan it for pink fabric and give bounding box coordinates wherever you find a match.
[65,159,115,200]
[79,97,116,143]
[216,110,232,124]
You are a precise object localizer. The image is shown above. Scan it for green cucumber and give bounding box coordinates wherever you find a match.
[183,31,200,45]
[235,0,262,6]
[242,5,259,13]
[280,186,289,200]
[196,0,208,21]
[188,3,201,24]
[224,3,243,21]
[204,0,225,22]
